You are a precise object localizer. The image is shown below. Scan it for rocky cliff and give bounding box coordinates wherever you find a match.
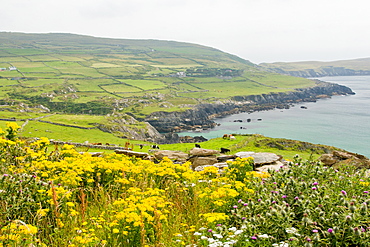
[97,113,165,143]
[145,81,354,133]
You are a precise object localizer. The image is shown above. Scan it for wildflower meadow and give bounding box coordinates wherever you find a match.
[0,122,369,246]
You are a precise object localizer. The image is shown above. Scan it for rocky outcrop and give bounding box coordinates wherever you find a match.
[145,103,238,133]
[97,113,165,143]
[235,152,282,166]
[319,151,370,169]
[189,147,219,156]
[153,150,188,163]
[231,81,354,104]
[145,81,354,133]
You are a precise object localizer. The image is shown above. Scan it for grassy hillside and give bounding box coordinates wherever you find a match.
[0,32,318,141]
[259,57,370,77]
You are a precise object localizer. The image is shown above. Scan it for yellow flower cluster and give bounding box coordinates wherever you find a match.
[0,135,268,246]
[0,220,38,244]
[112,187,171,227]
[200,212,229,223]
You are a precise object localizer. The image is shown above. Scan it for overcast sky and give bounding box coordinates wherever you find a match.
[2,0,370,64]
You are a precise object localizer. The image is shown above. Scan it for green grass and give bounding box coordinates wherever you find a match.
[0,111,49,120]
[0,78,19,86]
[41,114,105,127]
[100,83,142,93]
[3,48,50,56]
[20,79,65,87]
[0,70,23,77]
[19,121,141,145]
[44,61,104,77]
[27,55,61,62]
[70,79,112,92]
[118,79,167,90]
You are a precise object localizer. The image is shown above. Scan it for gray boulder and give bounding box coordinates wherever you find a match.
[189,147,220,156]
[194,162,228,172]
[153,150,188,162]
[235,152,281,166]
[188,156,218,169]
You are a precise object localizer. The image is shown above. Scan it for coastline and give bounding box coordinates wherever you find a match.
[177,75,370,157]
[145,80,354,136]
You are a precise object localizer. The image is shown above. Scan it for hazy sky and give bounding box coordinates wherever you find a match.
[2,0,370,64]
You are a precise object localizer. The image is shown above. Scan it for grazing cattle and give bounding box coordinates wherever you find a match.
[229,135,236,140]
[222,134,229,139]
[195,144,201,148]
[151,144,160,149]
[220,147,231,154]
[139,144,144,149]
[92,143,102,145]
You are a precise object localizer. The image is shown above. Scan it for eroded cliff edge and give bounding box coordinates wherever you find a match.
[145,81,354,135]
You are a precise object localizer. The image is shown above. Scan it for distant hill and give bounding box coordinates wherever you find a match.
[259,58,370,77]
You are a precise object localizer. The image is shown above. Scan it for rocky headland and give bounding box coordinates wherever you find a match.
[145,80,354,137]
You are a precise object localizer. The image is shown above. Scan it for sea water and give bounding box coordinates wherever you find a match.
[178,76,370,157]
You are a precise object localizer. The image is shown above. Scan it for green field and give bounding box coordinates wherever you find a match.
[0,32,321,142]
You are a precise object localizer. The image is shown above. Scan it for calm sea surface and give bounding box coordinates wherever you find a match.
[179,76,370,157]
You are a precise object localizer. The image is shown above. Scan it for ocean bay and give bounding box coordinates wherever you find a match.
[179,76,370,157]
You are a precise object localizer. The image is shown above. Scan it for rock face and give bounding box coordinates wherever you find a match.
[319,151,370,169]
[145,81,354,134]
[97,113,165,143]
[145,103,237,133]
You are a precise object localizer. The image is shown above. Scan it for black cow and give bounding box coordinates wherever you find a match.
[195,144,201,148]
[220,147,231,154]
[151,144,160,149]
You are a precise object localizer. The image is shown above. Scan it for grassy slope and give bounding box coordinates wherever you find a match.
[259,57,370,73]
[0,32,323,152]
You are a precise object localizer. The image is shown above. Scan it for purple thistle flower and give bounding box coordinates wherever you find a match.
[3,174,9,177]
[364,191,369,194]
[306,237,312,242]
[341,190,347,195]
[272,201,276,204]
[208,229,213,232]
[312,187,317,190]
[233,205,238,209]
[282,195,287,198]
[251,236,257,240]
[243,203,248,206]
[238,199,243,203]
[294,196,299,200]
[327,228,333,233]
[312,229,318,233]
